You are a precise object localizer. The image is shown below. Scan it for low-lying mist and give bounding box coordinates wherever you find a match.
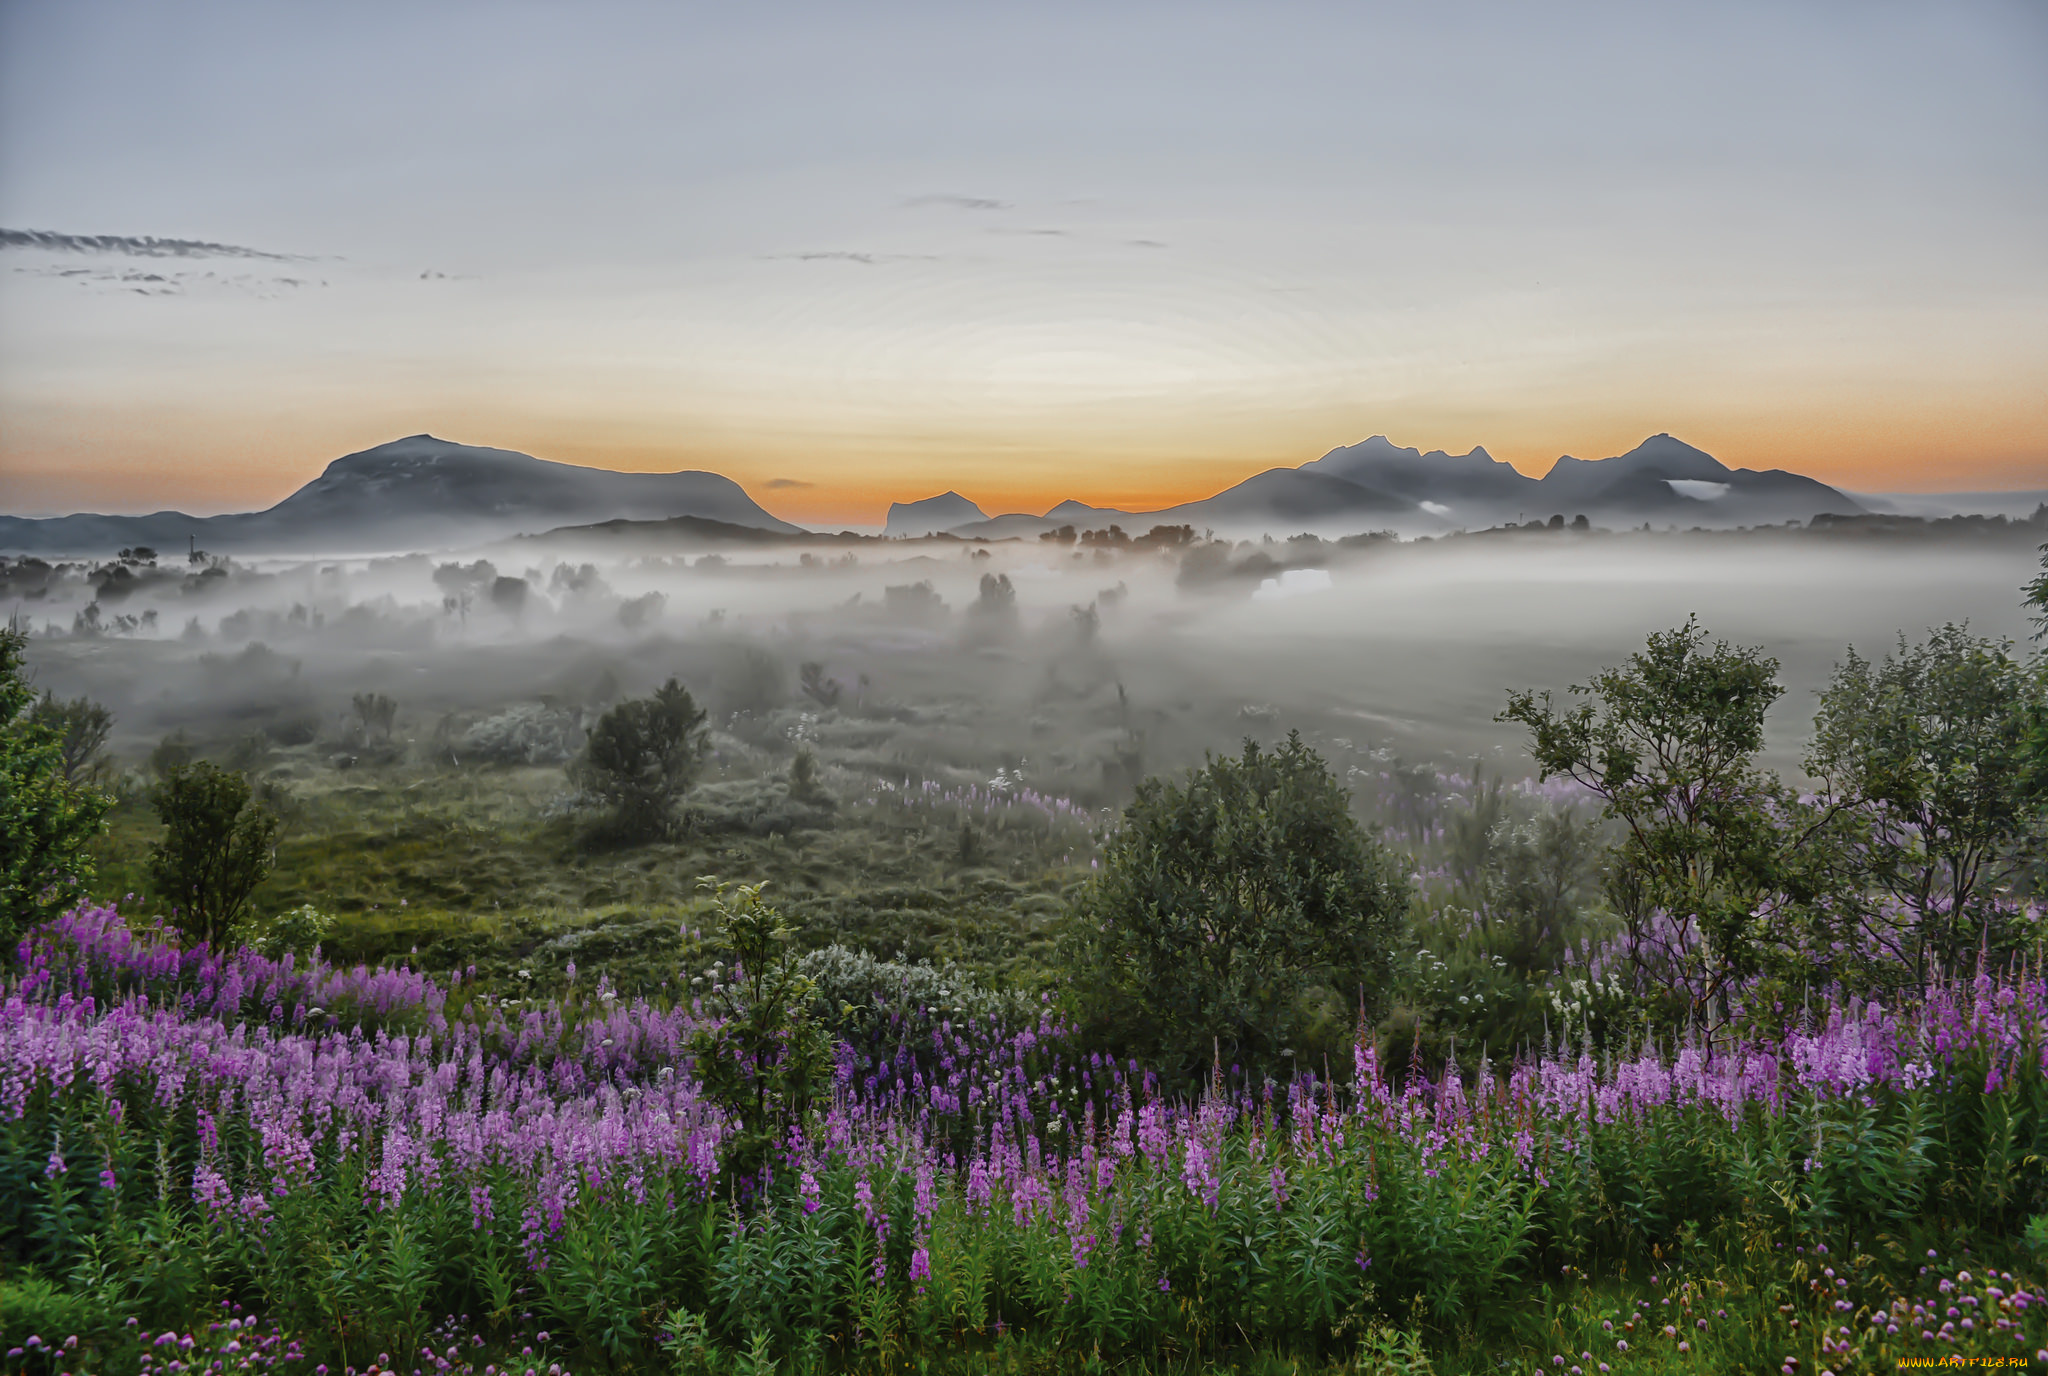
[5,525,2038,801]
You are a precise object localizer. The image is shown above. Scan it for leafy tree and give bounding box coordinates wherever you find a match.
[0,627,112,942]
[571,677,708,840]
[1499,617,1851,1021]
[1064,732,1412,1084]
[29,690,113,783]
[1808,625,2042,980]
[147,761,281,946]
[685,880,834,1180]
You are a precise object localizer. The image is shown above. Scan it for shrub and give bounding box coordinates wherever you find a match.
[244,902,332,959]
[1064,731,1413,1085]
[460,702,582,765]
[571,678,708,841]
[146,761,281,946]
[787,747,830,804]
[686,880,834,1179]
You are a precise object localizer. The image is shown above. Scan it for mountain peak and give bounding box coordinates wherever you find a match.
[884,490,987,538]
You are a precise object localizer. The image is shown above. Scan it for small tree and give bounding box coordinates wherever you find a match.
[1064,731,1412,1084]
[1500,617,1853,1020]
[571,678,708,840]
[1,628,112,942]
[685,880,834,1181]
[147,761,280,946]
[1808,625,2041,980]
[29,690,113,783]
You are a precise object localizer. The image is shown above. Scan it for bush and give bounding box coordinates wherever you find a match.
[147,761,281,946]
[0,627,111,944]
[460,702,582,765]
[571,678,708,841]
[244,902,332,959]
[787,747,830,804]
[686,880,833,1178]
[1064,731,1413,1085]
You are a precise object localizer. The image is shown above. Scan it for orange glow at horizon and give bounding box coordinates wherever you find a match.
[3,390,2045,528]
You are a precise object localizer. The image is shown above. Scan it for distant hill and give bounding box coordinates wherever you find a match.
[0,435,803,556]
[885,491,987,538]
[947,433,1864,539]
[1847,490,2048,521]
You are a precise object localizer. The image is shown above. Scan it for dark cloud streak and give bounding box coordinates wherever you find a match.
[0,228,299,260]
[904,195,1009,211]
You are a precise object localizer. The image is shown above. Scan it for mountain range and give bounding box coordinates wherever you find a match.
[0,431,1875,557]
[947,434,1862,538]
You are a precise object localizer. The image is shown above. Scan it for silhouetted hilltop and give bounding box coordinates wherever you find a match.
[0,435,802,555]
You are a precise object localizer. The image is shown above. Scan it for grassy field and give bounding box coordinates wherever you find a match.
[84,747,1085,997]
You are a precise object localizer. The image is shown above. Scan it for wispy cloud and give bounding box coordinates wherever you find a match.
[762,251,942,266]
[0,228,302,260]
[904,194,1009,211]
[1128,239,1168,249]
[762,477,816,490]
[11,263,325,298]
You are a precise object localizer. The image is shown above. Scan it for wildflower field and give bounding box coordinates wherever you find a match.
[4,900,2047,1375]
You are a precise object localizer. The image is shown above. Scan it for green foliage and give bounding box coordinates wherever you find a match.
[1809,624,2044,980]
[1065,731,1413,1083]
[1397,793,1611,1070]
[686,880,835,1181]
[571,677,709,841]
[0,627,111,944]
[244,901,333,959]
[146,761,281,945]
[1499,618,1853,1022]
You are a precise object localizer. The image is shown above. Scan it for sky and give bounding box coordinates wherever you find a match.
[1,0,2044,527]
